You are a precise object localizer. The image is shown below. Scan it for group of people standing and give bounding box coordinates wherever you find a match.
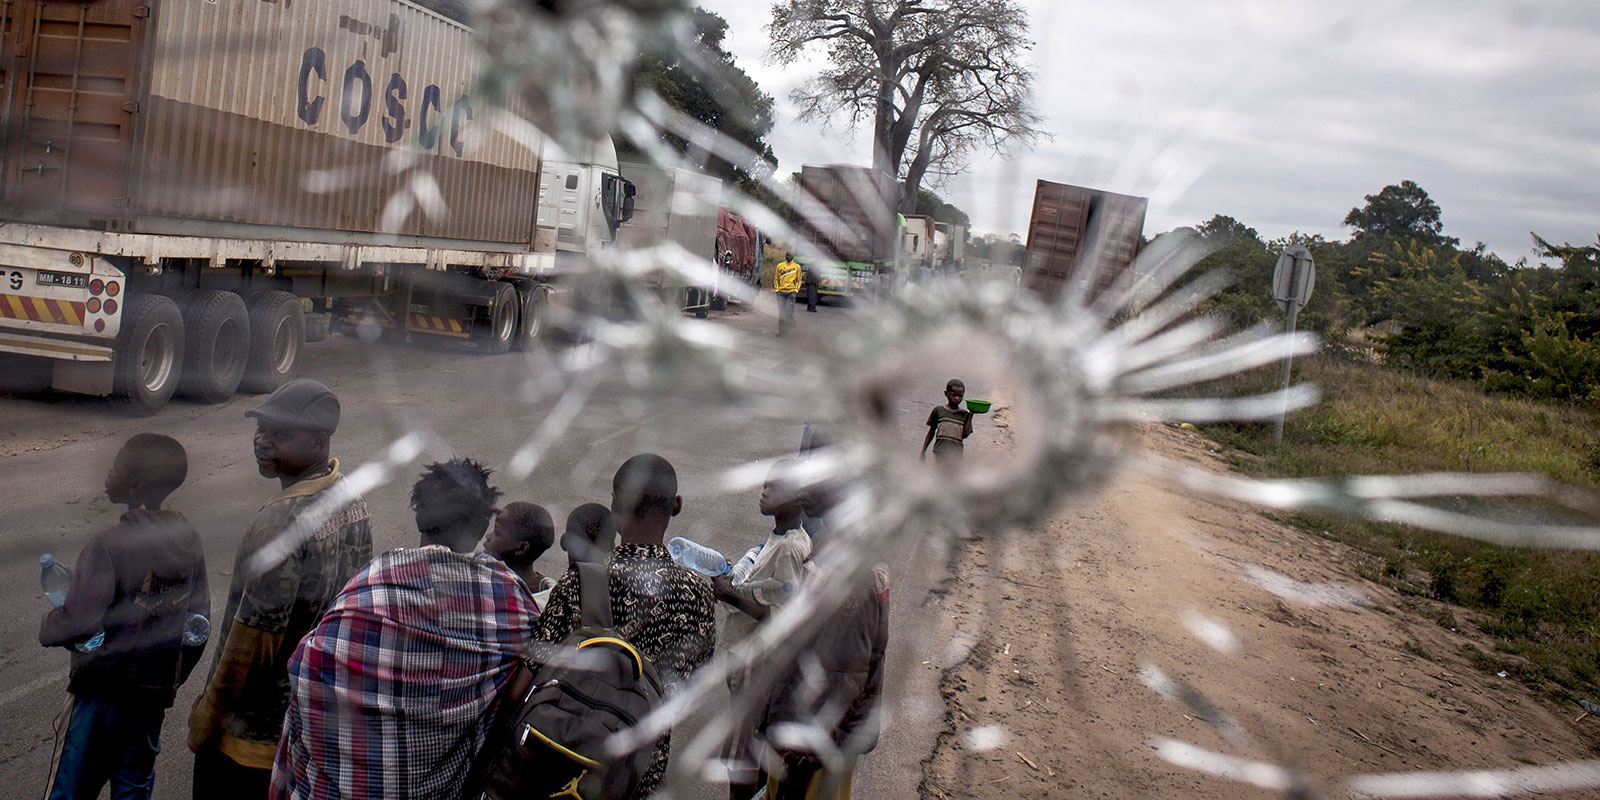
[37,377,889,800]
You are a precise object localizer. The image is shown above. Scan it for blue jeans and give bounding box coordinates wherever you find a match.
[44,694,165,800]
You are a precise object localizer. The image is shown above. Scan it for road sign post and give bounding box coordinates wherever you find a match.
[1272,246,1315,444]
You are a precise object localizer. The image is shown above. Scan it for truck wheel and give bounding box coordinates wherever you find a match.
[242,291,305,393]
[178,290,250,404]
[514,284,547,352]
[110,294,185,415]
[482,281,516,354]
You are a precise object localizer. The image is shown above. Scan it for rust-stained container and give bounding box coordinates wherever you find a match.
[0,0,541,249]
[1022,179,1147,304]
[796,164,897,264]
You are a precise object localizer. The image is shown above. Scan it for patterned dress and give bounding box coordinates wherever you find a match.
[533,542,718,797]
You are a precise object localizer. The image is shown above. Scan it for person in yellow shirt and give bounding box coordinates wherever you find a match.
[773,253,802,336]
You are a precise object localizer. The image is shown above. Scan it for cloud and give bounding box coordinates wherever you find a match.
[697,0,1600,261]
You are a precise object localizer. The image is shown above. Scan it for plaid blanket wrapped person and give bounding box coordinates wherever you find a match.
[270,546,537,800]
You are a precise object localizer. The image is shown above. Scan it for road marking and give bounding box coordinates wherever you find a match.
[0,670,62,709]
[587,413,661,447]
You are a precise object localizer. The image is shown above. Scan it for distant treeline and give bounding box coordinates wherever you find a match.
[1180,181,1599,402]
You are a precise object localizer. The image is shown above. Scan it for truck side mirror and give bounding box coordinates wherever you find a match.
[620,181,636,223]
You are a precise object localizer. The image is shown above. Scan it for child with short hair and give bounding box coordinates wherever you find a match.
[528,503,616,612]
[561,502,616,567]
[40,433,209,800]
[477,501,556,591]
[921,378,974,464]
[711,460,814,800]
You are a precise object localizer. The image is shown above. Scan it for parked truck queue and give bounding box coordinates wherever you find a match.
[0,0,766,414]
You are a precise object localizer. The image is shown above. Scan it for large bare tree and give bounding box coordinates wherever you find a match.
[768,0,1042,212]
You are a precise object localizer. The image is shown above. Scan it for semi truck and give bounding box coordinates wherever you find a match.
[1021,180,1148,304]
[0,0,683,413]
[794,165,898,297]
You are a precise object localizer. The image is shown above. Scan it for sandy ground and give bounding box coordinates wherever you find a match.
[920,420,1599,798]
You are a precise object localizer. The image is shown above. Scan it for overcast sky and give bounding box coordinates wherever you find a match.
[694,0,1599,264]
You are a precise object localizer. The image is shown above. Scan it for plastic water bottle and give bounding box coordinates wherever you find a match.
[182,613,210,647]
[40,554,71,607]
[39,554,104,653]
[730,545,763,584]
[666,537,729,576]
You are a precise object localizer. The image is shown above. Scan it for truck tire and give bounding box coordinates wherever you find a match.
[110,294,185,415]
[242,291,305,393]
[514,284,547,352]
[178,290,250,404]
[481,281,516,354]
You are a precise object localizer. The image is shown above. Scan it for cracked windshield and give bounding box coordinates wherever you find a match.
[3,0,1599,798]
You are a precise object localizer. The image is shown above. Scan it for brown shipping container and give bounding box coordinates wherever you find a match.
[796,165,896,264]
[1022,179,1147,304]
[0,0,541,249]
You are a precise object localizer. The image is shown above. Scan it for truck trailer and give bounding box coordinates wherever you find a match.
[1021,180,1148,305]
[794,165,897,297]
[716,206,761,290]
[615,162,722,317]
[0,0,640,412]
[933,222,965,272]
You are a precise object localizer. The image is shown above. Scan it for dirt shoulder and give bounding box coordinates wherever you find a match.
[921,423,1597,798]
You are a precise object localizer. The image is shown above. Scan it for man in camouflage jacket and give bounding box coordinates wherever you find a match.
[187,379,372,798]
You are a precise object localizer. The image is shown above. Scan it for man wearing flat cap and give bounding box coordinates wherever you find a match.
[187,379,372,798]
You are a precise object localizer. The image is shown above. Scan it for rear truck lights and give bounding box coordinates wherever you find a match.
[106,281,120,297]
[93,319,105,332]
[86,298,101,314]
[103,298,117,315]
[89,278,104,295]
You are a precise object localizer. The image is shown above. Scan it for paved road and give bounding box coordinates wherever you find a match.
[0,296,952,799]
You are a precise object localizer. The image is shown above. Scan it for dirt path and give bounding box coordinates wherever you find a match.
[921,423,1597,798]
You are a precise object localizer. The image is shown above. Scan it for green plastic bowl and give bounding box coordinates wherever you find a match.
[966,399,992,414]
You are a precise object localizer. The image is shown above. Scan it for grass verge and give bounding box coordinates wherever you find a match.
[1196,350,1600,701]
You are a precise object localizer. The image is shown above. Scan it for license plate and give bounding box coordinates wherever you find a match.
[35,270,87,289]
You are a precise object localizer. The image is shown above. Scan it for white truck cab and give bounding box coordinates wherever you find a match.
[539,136,635,273]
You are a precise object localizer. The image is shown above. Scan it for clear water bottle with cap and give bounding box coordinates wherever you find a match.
[39,554,104,653]
[182,613,210,647]
[730,545,763,584]
[666,537,729,577]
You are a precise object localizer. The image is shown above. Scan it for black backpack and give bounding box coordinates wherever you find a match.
[465,561,664,800]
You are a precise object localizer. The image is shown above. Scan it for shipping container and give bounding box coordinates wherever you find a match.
[1022,180,1147,304]
[0,0,542,248]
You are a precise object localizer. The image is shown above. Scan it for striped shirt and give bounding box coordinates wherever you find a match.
[270,546,536,800]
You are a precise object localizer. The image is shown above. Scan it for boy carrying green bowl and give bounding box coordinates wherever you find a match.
[921,378,975,464]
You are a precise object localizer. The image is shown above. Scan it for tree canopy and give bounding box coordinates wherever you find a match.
[1184,183,1596,402]
[915,189,970,230]
[768,0,1043,213]
[626,8,779,191]
[1343,180,1458,248]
